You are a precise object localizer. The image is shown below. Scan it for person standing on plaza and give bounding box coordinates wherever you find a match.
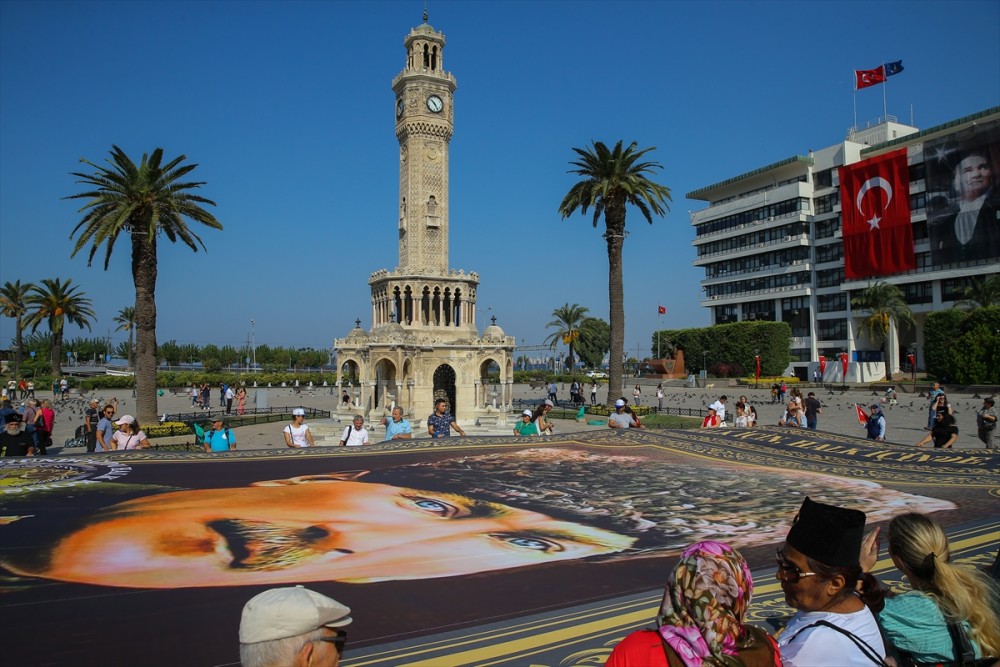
[111,415,152,450]
[609,399,641,429]
[190,383,199,408]
[236,386,248,415]
[513,409,539,436]
[739,395,757,427]
[225,385,236,415]
[203,417,236,452]
[547,380,558,405]
[59,377,69,401]
[803,392,823,430]
[84,398,100,453]
[381,406,413,442]
[21,399,38,451]
[865,403,886,442]
[36,399,55,455]
[709,395,728,425]
[26,380,34,399]
[17,378,27,400]
[632,384,642,406]
[1,414,34,457]
[427,398,466,438]
[283,408,316,448]
[926,381,944,429]
[96,402,116,452]
[219,383,227,408]
[975,397,997,449]
[590,381,598,406]
[341,415,370,446]
[200,383,211,411]
[655,383,664,411]
[779,381,787,404]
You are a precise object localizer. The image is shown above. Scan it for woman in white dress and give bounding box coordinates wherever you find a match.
[283,408,315,448]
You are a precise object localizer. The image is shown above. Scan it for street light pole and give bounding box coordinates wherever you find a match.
[250,319,256,370]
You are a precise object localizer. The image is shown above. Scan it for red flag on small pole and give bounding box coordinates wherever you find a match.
[755,355,761,382]
[657,305,666,315]
[855,404,869,427]
[819,355,827,376]
[841,352,849,380]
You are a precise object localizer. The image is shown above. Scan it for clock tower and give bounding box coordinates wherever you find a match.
[392,16,456,272]
[333,13,516,429]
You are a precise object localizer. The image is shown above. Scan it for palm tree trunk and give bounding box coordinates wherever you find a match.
[13,316,23,379]
[605,203,626,405]
[132,231,159,424]
[128,328,135,370]
[52,330,63,377]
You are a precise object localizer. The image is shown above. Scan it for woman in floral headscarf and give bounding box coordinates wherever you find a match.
[605,541,781,667]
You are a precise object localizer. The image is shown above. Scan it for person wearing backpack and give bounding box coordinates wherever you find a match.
[204,417,236,452]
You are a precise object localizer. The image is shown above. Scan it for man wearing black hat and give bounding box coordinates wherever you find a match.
[0,413,35,457]
[776,497,885,665]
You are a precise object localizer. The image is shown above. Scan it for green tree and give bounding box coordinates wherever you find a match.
[543,303,589,369]
[67,145,222,423]
[200,344,223,372]
[157,340,182,366]
[558,141,671,402]
[957,274,1000,309]
[852,281,914,381]
[114,306,136,369]
[23,278,96,376]
[0,280,34,379]
[576,317,610,369]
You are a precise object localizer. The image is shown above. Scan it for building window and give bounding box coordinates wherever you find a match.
[814,168,834,188]
[909,191,926,214]
[814,192,839,214]
[817,293,847,313]
[817,318,848,340]
[815,243,843,263]
[815,219,840,239]
[816,268,845,288]
[908,162,925,182]
[695,197,809,237]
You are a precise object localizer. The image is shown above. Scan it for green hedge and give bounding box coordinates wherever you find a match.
[923,306,1000,384]
[77,371,335,391]
[653,321,792,377]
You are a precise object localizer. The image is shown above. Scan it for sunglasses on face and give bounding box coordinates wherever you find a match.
[775,549,818,583]
[317,629,348,655]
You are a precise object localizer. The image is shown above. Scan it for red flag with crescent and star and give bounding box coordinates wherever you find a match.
[838,148,915,280]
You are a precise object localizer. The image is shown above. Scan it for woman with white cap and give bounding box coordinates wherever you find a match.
[532,399,555,435]
[283,408,315,448]
[110,415,152,451]
[513,409,539,436]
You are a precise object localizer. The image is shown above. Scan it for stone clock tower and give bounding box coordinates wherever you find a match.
[333,14,516,429]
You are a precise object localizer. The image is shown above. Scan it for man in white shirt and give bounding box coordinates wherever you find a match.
[340,415,369,447]
[709,395,728,425]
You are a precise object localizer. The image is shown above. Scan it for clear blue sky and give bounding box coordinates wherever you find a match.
[2,0,998,360]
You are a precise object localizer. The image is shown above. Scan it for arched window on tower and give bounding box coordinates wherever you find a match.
[443,289,452,326]
[404,286,413,325]
[421,287,431,325]
[423,43,429,69]
[431,46,438,71]
[453,289,462,326]
[393,287,403,324]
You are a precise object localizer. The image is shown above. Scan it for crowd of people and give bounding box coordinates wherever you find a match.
[232,498,999,666]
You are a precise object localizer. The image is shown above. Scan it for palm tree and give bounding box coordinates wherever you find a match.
[852,281,915,381]
[0,280,34,379]
[544,303,589,370]
[67,146,221,423]
[558,141,671,401]
[114,306,136,369]
[23,278,96,376]
[956,274,1000,309]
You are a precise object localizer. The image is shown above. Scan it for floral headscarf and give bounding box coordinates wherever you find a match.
[657,541,753,667]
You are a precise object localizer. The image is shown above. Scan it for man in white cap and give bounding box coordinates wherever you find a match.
[239,585,351,667]
[608,399,641,429]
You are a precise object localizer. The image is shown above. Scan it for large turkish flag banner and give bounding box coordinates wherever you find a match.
[839,148,915,280]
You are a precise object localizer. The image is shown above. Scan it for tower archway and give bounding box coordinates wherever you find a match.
[432,364,457,417]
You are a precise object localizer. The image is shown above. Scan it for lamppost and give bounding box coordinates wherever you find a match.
[754,348,760,388]
[250,319,256,371]
[702,350,708,375]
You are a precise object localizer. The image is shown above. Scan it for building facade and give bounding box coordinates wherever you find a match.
[334,16,516,424]
[688,107,1000,380]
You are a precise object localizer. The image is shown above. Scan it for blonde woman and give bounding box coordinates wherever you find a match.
[860,513,1000,663]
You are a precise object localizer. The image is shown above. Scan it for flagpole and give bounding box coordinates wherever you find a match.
[852,70,857,130]
[881,62,888,119]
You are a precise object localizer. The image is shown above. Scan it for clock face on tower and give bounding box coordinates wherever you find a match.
[426,95,443,113]
[396,97,404,118]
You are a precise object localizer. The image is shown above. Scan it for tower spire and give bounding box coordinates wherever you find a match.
[423,1,428,23]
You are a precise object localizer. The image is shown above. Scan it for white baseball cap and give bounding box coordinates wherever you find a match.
[522,409,533,417]
[292,408,306,417]
[614,399,626,408]
[239,586,352,644]
[115,415,136,425]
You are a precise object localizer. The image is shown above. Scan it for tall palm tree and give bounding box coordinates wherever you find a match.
[113,306,136,369]
[852,281,915,381]
[0,280,34,379]
[956,274,1000,309]
[23,278,96,376]
[67,146,221,423]
[558,141,671,401]
[544,303,589,370]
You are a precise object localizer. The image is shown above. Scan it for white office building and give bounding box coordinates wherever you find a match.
[688,107,1000,381]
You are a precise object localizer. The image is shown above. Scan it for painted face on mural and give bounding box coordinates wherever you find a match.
[28,476,633,588]
[954,153,992,201]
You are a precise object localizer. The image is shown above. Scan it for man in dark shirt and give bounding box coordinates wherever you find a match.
[803,392,823,430]
[917,409,959,449]
[426,399,466,438]
[0,413,34,456]
[84,398,99,453]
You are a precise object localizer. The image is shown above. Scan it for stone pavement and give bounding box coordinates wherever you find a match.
[32,379,997,454]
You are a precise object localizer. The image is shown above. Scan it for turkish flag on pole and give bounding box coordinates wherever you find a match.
[819,356,827,376]
[839,148,915,280]
[840,352,849,379]
[855,404,869,427]
[658,305,666,315]
[855,66,886,89]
